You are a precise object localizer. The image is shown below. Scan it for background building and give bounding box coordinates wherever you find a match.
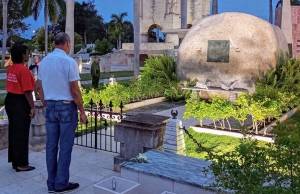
[275,0,300,58]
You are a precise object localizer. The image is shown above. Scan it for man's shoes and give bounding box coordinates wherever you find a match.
[55,182,80,193]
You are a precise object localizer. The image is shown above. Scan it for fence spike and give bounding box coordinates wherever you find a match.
[89,99,94,106]
[109,101,113,112]
[99,100,104,110]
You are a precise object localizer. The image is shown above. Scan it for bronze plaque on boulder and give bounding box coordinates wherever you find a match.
[207,40,230,63]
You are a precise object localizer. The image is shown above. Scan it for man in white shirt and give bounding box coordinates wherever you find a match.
[37,32,87,194]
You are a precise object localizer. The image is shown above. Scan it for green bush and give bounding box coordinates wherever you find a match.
[141,56,177,86]
[258,55,300,101]
[94,39,113,55]
[210,122,300,193]
[82,56,187,106]
[142,56,186,101]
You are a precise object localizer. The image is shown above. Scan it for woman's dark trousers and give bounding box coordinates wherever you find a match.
[5,93,31,167]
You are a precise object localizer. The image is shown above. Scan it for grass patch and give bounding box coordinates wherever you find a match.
[284,110,300,126]
[185,128,267,159]
[0,93,6,106]
[80,71,133,81]
[0,80,5,90]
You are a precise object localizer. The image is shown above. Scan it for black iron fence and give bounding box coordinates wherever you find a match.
[75,99,124,153]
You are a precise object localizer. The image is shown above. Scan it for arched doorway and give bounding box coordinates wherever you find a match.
[147,24,166,43]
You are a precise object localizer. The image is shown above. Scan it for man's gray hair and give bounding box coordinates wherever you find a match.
[54,32,70,45]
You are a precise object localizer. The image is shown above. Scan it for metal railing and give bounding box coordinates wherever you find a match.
[75,99,123,153]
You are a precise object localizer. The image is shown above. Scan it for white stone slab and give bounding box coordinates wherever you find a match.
[93,176,140,194]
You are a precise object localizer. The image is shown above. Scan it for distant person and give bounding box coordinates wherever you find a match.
[29,55,40,80]
[36,32,87,193]
[90,55,100,89]
[4,56,12,67]
[5,43,35,172]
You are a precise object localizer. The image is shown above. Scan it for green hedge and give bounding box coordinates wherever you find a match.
[82,56,186,107]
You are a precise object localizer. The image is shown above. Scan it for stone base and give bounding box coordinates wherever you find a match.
[114,155,126,172]
[29,136,46,152]
[0,122,8,150]
[29,102,46,152]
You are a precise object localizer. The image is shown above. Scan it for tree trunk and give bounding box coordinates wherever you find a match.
[118,34,122,49]
[133,0,140,77]
[212,0,218,15]
[44,0,49,55]
[84,31,87,46]
[2,0,8,67]
[226,119,232,131]
[269,0,273,24]
[65,0,75,55]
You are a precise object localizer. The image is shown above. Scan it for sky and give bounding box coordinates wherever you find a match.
[23,0,278,38]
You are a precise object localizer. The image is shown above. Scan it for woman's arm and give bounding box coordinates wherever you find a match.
[24,91,35,118]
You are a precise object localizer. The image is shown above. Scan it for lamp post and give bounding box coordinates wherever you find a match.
[133,0,141,77]
[2,0,8,67]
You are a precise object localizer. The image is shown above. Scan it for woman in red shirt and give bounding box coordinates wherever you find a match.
[5,43,35,172]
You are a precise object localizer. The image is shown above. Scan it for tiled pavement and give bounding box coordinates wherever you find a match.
[0,146,119,194]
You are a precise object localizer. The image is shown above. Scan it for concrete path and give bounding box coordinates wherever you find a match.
[0,146,119,194]
[0,73,6,80]
[80,76,133,85]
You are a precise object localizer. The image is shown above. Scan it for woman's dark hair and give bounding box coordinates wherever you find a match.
[10,43,28,64]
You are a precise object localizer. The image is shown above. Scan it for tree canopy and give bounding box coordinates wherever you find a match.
[58,1,106,45]
[0,0,28,37]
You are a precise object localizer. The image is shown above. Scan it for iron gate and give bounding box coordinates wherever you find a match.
[75,99,123,153]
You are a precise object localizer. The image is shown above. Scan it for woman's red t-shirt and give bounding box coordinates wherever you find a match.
[6,64,35,94]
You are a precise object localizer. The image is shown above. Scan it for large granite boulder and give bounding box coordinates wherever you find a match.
[177,12,289,92]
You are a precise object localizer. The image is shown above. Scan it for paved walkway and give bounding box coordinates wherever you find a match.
[0,146,119,194]
[80,76,133,85]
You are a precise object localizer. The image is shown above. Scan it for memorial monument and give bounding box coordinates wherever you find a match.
[177,12,289,92]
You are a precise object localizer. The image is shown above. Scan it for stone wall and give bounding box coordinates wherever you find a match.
[0,121,8,150]
[100,51,133,72]
[140,0,211,42]
[292,5,300,58]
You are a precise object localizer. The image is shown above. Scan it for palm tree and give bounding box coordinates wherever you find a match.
[269,0,273,24]
[23,0,65,54]
[65,0,74,54]
[2,0,8,67]
[133,0,140,77]
[110,12,128,50]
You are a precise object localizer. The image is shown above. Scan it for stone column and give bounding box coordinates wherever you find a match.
[281,0,293,51]
[29,101,46,152]
[212,0,218,15]
[65,0,75,55]
[163,110,186,155]
[0,120,8,150]
[114,113,169,171]
[181,0,188,29]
